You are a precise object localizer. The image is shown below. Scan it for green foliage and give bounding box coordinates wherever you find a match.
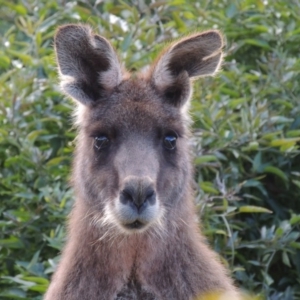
[0,0,299,299]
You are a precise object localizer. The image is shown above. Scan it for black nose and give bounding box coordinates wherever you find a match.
[120,182,156,213]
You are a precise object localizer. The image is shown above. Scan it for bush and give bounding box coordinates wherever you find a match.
[0,1,299,299]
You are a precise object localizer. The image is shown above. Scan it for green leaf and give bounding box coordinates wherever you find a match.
[199,182,219,194]
[263,166,288,182]
[282,251,291,267]
[22,277,49,285]
[14,192,34,200]
[243,39,271,49]
[290,242,300,249]
[0,288,27,298]
[241,141,259,152]
[121,32,133,52]
[27,130,48,142]
[46,156,69,166]
[226,3,238,18]
[261,270,274,285]
[8,4,27,15]
[292,180,300,189]
[270,138,300,147]
[252,152,262,172]
[28,285,48,292]
[286,130,300,138]
[239,206,272,214]
[171,12,186,31]
[195,155,218,165]
[183,12,194,19]
[0,53,11,68]
[6,50,33,64]
[0,237,23,249]
[228,98,247,108]
[290,214,300,225]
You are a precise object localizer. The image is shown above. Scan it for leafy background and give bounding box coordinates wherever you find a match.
[0,0,299,299]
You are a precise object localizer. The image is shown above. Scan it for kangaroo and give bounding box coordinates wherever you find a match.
[44,24,239,300]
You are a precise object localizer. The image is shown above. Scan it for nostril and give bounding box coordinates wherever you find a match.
[120,189,134,205]
[122,190,133,200]
[146,190,154,199]
[145,189,156,205]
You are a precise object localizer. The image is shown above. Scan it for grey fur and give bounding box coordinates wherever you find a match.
[44,24,239,300]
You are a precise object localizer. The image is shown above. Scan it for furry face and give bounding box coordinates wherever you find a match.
[72,79,191,235]
[54,24,223,238]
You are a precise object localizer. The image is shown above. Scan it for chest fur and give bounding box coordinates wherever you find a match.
[115,278,156,300]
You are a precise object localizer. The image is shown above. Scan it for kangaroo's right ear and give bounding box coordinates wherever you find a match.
[54,24,124,105]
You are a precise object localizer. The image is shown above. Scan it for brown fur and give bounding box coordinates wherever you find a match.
[44,24,238,300]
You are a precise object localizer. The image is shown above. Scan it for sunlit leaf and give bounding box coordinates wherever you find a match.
[239,206,272,214]
[195,155,218,165]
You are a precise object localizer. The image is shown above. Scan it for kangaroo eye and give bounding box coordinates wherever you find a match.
[94,136,110,150]
[163,134,177,150]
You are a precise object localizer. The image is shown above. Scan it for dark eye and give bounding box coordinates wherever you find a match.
[163,134,177,150]
[94,136,110,151]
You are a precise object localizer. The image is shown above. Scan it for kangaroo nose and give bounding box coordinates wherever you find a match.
[120,179,156,213]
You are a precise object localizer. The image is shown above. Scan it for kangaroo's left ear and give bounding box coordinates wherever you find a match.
[151,30,224,107]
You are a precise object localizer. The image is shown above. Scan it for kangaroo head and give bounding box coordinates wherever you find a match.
[54,24,223,235]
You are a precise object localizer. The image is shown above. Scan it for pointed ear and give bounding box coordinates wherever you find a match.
[151,30,224,107]
[54,24,124,105]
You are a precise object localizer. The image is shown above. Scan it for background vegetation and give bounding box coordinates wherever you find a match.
[0,0,299,299]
